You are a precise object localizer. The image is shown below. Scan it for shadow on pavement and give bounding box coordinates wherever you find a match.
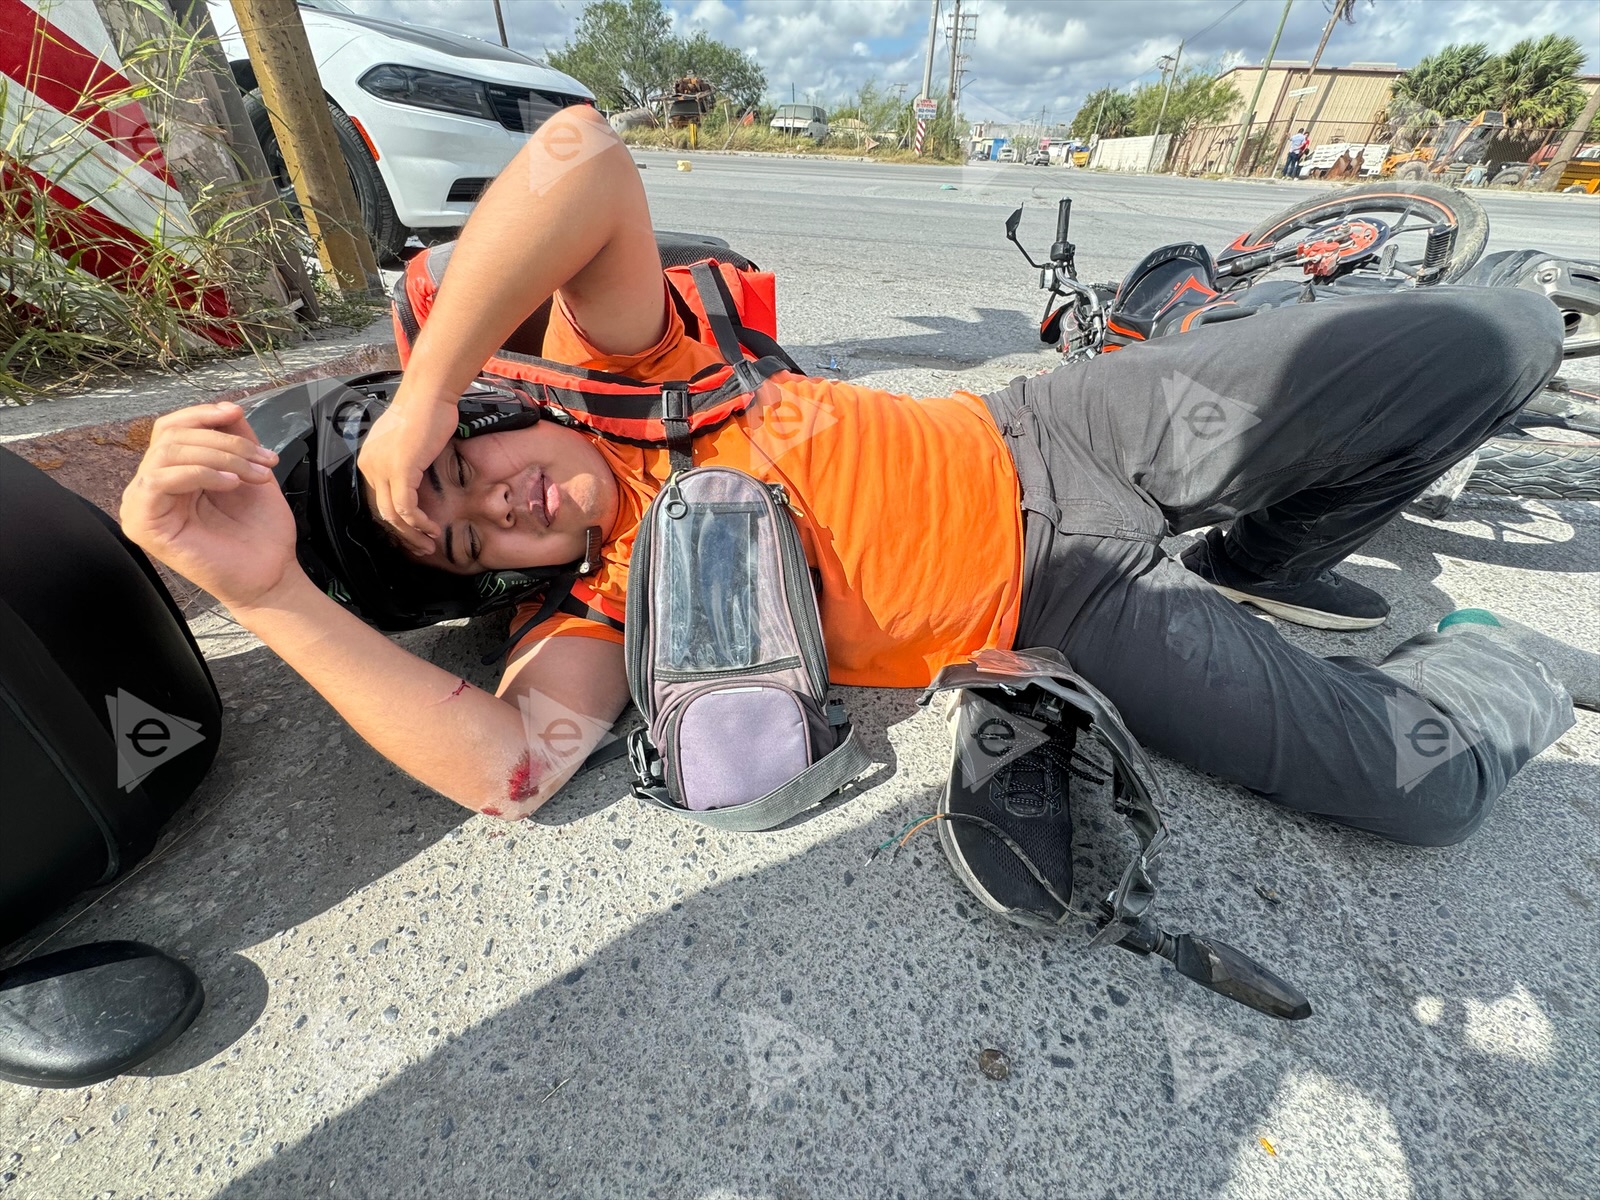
[204,746,1596,1200]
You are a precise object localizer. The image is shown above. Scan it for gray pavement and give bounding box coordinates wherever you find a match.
[3,158,1598,1200]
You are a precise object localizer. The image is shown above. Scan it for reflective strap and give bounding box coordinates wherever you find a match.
[632,726,872,832]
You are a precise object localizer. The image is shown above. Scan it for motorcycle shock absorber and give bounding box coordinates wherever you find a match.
[1417,223,1457,286]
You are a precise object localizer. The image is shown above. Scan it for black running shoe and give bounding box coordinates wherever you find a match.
[1180,527,1390,631]
[937,703,1076,929]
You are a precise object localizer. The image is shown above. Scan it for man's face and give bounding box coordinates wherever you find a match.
[405,421,620,574]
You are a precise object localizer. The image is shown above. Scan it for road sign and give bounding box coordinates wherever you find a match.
[914,98,938,121]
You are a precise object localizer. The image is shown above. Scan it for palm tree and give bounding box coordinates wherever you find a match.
[1391,43,1493,118]
[1485,34,1587,129]
[1069,88,1135,140]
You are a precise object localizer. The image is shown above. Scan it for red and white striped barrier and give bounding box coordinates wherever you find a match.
[2,0,236,343]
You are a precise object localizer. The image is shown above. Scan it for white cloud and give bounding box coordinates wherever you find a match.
[346,0,1600,126]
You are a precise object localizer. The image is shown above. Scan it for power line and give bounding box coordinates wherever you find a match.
[1187,0,1250,44]
[1125,0,1251,85]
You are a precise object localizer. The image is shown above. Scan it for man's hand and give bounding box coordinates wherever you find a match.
[120,402,300,608]
[356,390,459,554]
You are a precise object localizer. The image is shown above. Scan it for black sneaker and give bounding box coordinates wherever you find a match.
[937,701,1076,929]
[1180,527,1390,631]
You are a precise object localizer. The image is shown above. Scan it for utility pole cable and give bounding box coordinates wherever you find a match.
[1226,0,1292,175]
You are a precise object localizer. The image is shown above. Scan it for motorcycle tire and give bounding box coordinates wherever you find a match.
[1237,180,1489,284]
[245,90,408,264]
[1519,382,1600,436]
[1467,434,1600,501]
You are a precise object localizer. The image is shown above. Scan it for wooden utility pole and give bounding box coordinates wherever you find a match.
[164,0,318,322]
[1538,84,1600,191]
[1227,0,1292,175]
[946,0,961,104]
[1269,0,1353,172]
[920,0,939,102]
[230,0,378,294]
[1146,40,1183,172]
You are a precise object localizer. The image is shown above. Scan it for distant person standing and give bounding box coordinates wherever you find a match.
[1284,128,1310,177]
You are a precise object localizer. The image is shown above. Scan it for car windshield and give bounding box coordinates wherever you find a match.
[300,0,356,13]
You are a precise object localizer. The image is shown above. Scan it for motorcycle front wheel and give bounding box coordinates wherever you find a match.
[1227,180,1489,286]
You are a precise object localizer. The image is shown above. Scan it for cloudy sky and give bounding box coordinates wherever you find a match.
[344,0,1600,125]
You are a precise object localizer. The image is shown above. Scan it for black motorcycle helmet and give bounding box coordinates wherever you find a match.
[244,370,571,632]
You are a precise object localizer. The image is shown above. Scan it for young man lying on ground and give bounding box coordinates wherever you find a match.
[121,107,1594,927]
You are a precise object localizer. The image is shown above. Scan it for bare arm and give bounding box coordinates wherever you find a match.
[360,103,666,554]
[231,575,628,818]
[121,403,629,820]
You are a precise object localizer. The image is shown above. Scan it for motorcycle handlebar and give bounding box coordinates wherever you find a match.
[1055,198,1072,244]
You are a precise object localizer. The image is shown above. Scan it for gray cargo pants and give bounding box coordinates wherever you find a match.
[983,286,1574,846]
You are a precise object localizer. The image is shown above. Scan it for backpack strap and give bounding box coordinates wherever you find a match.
[660,385,694,474]
[630,724,872,832]
[480,570,581,666]
[688,263,806,377]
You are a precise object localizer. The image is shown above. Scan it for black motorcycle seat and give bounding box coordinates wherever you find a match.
[1105,242,1219,343]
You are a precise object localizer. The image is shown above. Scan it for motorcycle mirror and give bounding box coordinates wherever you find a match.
[1004,208,1046,270]
[1168,933,1313,1020]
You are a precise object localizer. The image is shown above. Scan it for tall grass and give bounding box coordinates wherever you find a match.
[1,0,324,401]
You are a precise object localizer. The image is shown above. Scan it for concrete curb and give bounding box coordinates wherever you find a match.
[0,317,398,442]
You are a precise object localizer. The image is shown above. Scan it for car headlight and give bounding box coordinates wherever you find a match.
[358,64,494,121]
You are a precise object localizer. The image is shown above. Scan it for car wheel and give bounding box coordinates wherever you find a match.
[243,90,409,265]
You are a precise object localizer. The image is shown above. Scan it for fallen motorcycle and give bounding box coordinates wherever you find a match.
[1005,180,1600,507]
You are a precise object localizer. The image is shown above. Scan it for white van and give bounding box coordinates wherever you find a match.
[770,104,828,140]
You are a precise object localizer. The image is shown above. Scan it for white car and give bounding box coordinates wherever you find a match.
[207,0,593,260]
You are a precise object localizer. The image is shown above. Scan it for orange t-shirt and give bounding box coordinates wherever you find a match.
[512,292,1023,688]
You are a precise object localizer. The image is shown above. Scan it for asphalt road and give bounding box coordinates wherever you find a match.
[3,157,1597,1200]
